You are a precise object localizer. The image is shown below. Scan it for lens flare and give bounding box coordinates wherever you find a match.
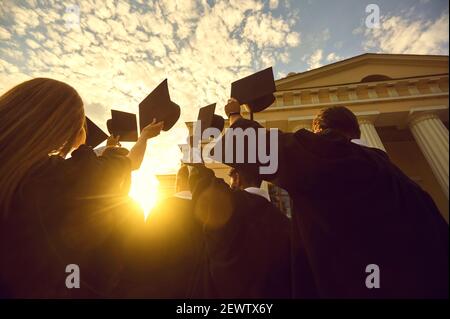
[129,169,159,220]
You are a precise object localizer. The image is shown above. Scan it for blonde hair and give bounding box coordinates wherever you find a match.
[0,78,85,217]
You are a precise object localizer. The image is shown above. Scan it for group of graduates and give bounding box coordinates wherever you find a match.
[0,74,448,299]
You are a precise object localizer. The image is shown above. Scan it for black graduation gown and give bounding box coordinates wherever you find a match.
[188,166,291,298]
[0,145,144,298]
[225,118,449,299]
[117,195,206,298]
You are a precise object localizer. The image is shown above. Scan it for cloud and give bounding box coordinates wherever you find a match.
[326,52,342,63]
[321,28,330,42]
[0,0,301,174]
[242,12,300,48]
[352,25,364,35]
[286,32,301,46]
[84,15,112,34]
[0,26,11,40]
[306,49,323,70]
[304,49,346,71]
[277,71,286,79]
[10,5,41,35]
[25,39,40,49]
[303,44,346,71]
[363,11,449,55]
[269,0,279,10]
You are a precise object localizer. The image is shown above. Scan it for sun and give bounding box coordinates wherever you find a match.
[128,169,160,220]
[124,138,184,219]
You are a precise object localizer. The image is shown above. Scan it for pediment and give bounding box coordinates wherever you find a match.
[276,53,448,91]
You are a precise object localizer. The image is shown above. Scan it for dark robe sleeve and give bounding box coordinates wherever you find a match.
[68,145,132,196]
[228,118,380,196]
[226,118,319,193]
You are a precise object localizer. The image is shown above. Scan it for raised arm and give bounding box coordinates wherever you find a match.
[224,98,308,192]
[127,119,164,170]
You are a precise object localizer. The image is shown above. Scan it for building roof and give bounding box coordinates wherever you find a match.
[276,53,449,91]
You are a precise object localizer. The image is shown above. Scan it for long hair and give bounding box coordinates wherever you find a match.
[0,78,85,217]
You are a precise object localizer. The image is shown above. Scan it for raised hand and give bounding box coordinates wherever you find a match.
[106,135,121,147]
[141,118,164,140]
[225,98,241,118]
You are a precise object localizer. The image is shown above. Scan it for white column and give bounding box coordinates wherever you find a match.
[428,82,442,94]
[367,87,378,99]
[348,89,358,100]
[407,83,420,95]
[275,95,284,107]
[358,119,386,151]
[387,85,399,97]
[310,91,319,104]
[409,113,449,198]
[329,90,339,102]
[293,93,301,105]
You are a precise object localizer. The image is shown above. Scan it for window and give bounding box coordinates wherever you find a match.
[361,74,392,82]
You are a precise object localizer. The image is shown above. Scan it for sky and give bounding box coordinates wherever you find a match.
[0,0,449,176]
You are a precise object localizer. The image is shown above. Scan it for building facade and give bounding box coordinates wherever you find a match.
[157,53,449,222]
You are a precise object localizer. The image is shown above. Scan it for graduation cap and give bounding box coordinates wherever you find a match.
[139,79,180,132]
[230,67,276,114]
[106,110,138,142]
[85,117,108,148]
[197,103,225,136]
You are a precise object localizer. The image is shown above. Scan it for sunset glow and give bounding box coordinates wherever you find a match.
[129,169,160,220]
